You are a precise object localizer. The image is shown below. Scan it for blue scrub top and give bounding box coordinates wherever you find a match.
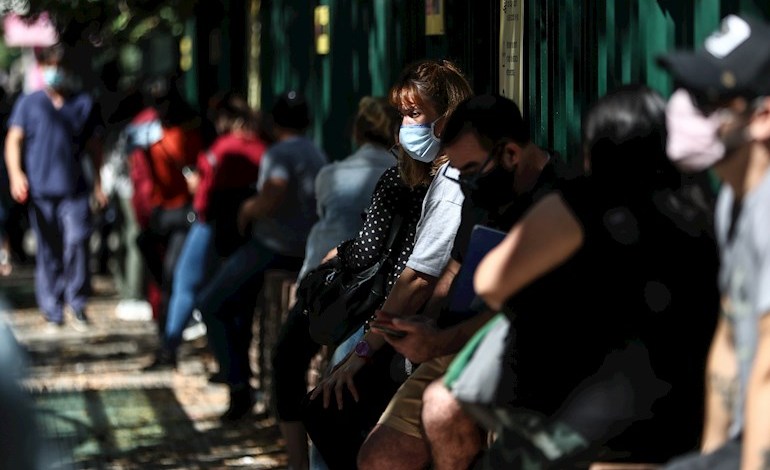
[8,90,100,197]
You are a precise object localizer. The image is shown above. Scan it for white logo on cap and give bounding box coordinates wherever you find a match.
[705,15,751,58]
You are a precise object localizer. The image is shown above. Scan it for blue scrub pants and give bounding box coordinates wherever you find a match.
[28,194,92,324]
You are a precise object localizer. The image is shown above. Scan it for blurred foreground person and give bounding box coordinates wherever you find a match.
[465,84,718,468]
[0,319,55,469]
[658,14,770,470]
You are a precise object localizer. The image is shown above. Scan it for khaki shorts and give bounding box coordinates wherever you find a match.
[377,354,456,439]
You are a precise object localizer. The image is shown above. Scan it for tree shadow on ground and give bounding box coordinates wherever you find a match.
[33,387,286,470]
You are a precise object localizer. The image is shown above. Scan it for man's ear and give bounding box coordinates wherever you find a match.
[748,97,770,142]
[499,141,522,170]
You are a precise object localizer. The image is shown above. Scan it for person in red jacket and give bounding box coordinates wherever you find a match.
[143,91,267,370]
[129,77,203,335]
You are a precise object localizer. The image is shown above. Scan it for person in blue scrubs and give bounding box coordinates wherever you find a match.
[5,43,105,331]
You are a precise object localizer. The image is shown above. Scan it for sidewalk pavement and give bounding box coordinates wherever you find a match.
[0,263,288,469]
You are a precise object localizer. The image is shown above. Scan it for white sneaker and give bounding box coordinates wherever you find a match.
[115,299,153,321]
[43,321,63,335]
[182,310,207,341]
[70,309,90,332]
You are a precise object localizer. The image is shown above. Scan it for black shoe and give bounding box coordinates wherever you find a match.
[71,309,89,332]
[142,348,177,372]
[220,386,256,422]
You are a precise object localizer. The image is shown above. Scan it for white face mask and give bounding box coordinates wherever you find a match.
[666,88,727,172]
[399,120,441,163]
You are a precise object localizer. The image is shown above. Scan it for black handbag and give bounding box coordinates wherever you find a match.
[297,214,404,346]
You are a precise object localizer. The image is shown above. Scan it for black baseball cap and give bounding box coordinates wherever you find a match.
[658,15,770,102]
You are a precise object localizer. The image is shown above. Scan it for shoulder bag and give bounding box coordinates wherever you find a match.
[297,213,404,346]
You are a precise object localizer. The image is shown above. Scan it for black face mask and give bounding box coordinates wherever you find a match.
[462,162,517,211]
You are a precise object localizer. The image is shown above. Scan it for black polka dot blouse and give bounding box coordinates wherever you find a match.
[337,166,428,292]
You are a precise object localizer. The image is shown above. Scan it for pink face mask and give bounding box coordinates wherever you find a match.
[666,88,726,172]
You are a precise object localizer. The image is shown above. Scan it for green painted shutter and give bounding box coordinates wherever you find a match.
[525,0,770,162]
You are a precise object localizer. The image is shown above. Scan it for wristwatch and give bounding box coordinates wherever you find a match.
[354,340,373,363]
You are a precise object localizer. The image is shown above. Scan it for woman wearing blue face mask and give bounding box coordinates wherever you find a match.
[392,59,473,188]
[303,59,474,470]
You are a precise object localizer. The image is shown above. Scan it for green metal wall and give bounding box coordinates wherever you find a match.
[259,0,414,160]
[527,0,770,161]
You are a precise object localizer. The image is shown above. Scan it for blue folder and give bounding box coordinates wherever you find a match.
[447,224,507,317]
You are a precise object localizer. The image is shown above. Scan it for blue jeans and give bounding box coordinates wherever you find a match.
[163,222,217,351]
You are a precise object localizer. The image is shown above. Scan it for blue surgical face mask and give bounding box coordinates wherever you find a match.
[399,120,442,163]
[42,66,80,92]
[42,67,65,89]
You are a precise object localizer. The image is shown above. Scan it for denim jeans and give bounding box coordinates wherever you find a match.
[163,222,217,351]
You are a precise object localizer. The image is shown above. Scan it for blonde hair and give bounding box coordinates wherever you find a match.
[353,96,401,148]
[389,59,473,187]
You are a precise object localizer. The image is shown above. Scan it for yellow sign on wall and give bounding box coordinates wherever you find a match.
[315,5,330,55]
[426,0,444,36]
[499,0,524,108]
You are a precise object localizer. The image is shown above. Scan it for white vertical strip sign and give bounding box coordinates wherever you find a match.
[499,0,525,108]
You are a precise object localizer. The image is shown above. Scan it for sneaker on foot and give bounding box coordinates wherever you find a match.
[115,299,153,321]
[182,313,207,341]
[71,309,89,332]
[43,321,63,335]
[0,249,12,277]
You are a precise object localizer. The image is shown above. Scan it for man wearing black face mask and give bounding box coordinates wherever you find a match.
[445,95,565,269]
[369,94,570,469]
